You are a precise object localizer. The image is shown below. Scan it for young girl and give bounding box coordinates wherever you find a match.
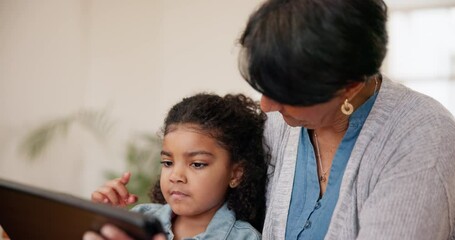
[87,93,268,240]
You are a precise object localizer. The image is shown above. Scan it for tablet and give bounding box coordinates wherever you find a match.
[0,178,165,240]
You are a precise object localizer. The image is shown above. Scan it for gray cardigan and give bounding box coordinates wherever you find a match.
[261,77,455,239]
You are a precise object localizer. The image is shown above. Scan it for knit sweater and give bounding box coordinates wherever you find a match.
[261,77,455,240]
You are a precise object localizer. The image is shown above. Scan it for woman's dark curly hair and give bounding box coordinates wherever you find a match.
[149,93,269,231]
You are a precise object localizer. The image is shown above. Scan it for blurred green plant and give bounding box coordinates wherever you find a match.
[20,109,113,159]
[20,109,161,205]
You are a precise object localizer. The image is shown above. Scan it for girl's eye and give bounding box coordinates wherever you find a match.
[160,160,173,167]
[191,162,208,169]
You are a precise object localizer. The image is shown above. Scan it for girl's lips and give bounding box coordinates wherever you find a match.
[170,191,189,200]
[171,190,188,195]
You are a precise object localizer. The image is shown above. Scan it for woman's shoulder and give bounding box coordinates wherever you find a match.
[368,77,455,174]
[370,77,455,145]
[377,77,454,123]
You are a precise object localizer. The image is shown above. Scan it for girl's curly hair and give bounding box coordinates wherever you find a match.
[149,93,269,231]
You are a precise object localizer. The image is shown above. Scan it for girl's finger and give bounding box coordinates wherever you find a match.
[106,179,130,200]
[101,224,133,240]
[97,186,122,205]
[119,172,131,185]
[91,191,109,204]
[82,231,104,240]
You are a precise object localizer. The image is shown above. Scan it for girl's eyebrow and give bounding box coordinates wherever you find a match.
[160,150,172,157]
[160,150,214,158]
[186,151,214,158]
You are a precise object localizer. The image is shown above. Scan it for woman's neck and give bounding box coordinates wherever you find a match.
[311,76,380,195]
[350,76,380,115]
[324,75,381,136]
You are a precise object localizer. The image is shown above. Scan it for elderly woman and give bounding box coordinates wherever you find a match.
[239,0,455,239]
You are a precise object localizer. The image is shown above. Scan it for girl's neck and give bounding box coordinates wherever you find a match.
[171,206,219,239]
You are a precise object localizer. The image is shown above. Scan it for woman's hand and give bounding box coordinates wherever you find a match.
[83,224,166,240]
[91,172,138,207]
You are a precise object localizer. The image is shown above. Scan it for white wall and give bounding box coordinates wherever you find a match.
[1,0,454,199]
[387,0,455,10]
[0,0,261,198]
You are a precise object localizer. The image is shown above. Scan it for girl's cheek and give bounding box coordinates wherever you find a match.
[159,171,167,186]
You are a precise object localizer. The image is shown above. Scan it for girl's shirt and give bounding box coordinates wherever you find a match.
[131,203,261,240]
[285,92,378,240]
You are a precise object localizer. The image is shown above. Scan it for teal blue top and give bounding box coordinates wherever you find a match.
[132,202,260,240]
[285,93,378,240]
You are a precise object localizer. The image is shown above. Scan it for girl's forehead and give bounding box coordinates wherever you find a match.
[166,123,218,137]
[168,122,200,129]
[164,123,227,149]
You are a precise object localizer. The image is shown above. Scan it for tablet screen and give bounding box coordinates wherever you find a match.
[0,178,165,240]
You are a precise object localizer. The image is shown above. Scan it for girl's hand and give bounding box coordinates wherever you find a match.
[91,172,138,207]
[83,224,166,240]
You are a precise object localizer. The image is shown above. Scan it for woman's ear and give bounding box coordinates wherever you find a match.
[229,163,244,188]
[341,82,365,100]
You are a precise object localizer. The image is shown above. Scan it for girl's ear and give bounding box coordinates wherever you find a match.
[229,163,244,188]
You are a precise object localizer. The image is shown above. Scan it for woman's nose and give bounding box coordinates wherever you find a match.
[260,95,282,112]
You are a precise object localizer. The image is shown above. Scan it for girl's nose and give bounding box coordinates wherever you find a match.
[169,166,187,183]
[260,95,282,112]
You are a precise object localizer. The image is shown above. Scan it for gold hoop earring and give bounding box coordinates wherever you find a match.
[341,99,354,115]
[229,181,237,188]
